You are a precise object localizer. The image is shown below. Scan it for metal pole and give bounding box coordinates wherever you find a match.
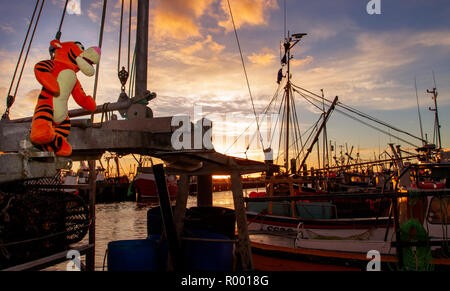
[9,91,155,123]
[299,96,338,171]
[86,160,96,271]
[135,0,149,98]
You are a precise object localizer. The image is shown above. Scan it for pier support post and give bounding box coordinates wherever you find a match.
[231,171,253,271]
[174,174,189,241]
[86,160,96,271]
[197,175,213,207]
[154,164,181,271]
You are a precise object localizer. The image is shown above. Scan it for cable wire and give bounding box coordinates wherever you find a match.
[91,0,107,123]
[2,0,45,120]
[226,0,265,151]
[55,0,69,40]
[5,0,40,99]
[292,83,424,144]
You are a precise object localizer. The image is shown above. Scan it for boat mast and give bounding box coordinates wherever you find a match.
[284,34,291,172]
[283,33,307,173]
[135,0,149,97]
[427,73,442,149]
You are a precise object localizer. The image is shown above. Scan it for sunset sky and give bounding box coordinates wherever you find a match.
[0,0,449,172]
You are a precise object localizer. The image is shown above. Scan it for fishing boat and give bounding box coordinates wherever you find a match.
[133,166,178,202]
[61,159,131,203]
[242,31,450,271]
[248,158,450,270]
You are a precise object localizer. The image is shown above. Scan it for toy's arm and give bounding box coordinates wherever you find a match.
[34,60,60,95]
[71,80,96,112]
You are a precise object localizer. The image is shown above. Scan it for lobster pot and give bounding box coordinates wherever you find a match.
[107,238,163,271]
[0,189,89,270]
[182,230,234,271]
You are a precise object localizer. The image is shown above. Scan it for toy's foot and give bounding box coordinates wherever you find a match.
[55,139,72,157]
[30,120,55,145]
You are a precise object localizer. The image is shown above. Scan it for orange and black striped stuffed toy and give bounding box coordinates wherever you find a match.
[30,39,101,156]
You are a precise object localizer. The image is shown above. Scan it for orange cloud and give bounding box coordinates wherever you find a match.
[291,56,314,67]
[248,48,276,66]
[218,0,279,32]
[150,0,278,40]
[151,0,215,40]
[181,35,225,55]
[24,89,41,102]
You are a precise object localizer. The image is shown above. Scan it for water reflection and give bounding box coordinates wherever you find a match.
[45,190,244,271]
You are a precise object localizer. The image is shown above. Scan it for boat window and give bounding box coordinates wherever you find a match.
[427,197,450,224]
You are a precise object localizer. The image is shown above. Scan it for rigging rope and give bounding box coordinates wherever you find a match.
[118,0,124,72]
[2,0,45,120]
[129,46,136,98]
[3,0,39,108]
[290,90,301,160]
[269,86,286,148]
[90,0,107,123]
[224,80,283,155]
[117,0,132,92]
[291,83,425,145]
[127,0,132,72]
[55,0,69,40]
[226,0,265,152]
[292,86,420,148]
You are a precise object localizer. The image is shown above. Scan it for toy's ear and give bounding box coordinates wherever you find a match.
[50,39,63,49]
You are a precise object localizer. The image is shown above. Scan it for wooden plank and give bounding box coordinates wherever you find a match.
[0,122,174,153]
[2,244,94,271]
[197,175,213,207]
[101,118,174,133]
[153,164,181,271]
[0,153,71,183]
[231,171,254,271]
[173,174,189,243]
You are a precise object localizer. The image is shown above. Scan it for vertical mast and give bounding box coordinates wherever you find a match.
[428,71,441,149]
[284,34,291,172]
[282,33,307,173]
[427,87,441,149]
[135,0,149,98]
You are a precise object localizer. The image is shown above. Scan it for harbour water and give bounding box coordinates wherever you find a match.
[44,189,256,271]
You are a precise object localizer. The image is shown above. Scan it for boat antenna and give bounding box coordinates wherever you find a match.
[414,77,425,145]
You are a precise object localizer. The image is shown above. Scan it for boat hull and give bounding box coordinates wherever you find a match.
[134,173,177,201]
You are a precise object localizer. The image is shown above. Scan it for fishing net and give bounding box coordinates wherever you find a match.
[0,176,89,269]
[399,219,434,271]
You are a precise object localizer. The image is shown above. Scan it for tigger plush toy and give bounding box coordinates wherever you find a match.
[30,39,101,156]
